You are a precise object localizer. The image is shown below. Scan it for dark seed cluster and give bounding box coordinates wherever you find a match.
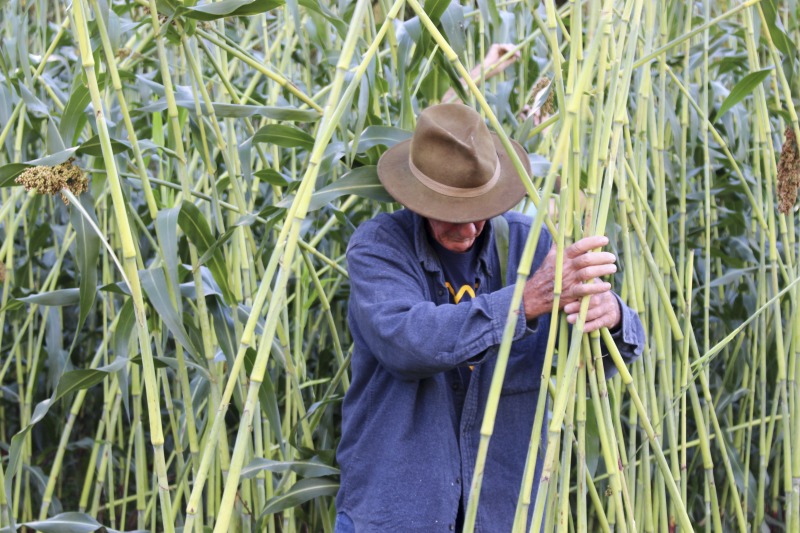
[15,158,88,205]
[777,127,800,215]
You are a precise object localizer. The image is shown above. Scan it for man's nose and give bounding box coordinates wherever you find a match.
[456,223,478,238]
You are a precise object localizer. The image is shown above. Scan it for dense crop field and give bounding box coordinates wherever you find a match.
[1,0,799,531]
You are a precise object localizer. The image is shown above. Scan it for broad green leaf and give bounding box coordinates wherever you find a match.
[422,0,449,24]
[156,207,183,314]
[244,349,286,457]
[182,0,285,20]
[439,3,467,58]
[114,299,135,419]
[761,0,797,59]
[241,458,339,479]
[307,166,394,211]
[59,83,91,146]
[140,268,203,359]
[356,126,411,152]
[51,358,130,405]
[715,68,772,120]
[296,0,347,38]
[68,193,100,353]
[17,288,81,306]
[22,512,121,533]
[476,0,500,28]
[255,169,291,187]
[0,163,31,187]
[250,124,315,151]
[76,134,131,157]
[178,201,235,304]
[26,148,79,166]
[5,399,53,520]
[259,478,339,516]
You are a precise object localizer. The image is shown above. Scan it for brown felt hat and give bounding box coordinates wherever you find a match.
[377,103,530,223]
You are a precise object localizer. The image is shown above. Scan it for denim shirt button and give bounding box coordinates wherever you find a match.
[449,525,455,531]
[456,477,461,484]
[451,381,459,390]
[438,289,444,296]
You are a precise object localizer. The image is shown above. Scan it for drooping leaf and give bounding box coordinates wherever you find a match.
[244,349,286,457]
[355,126,411,152]
[0,163,32,187]
[156,207,183,313]
[76,134,131,157]
[52,358,128,403]
[259,478,339,516]
[761,0,798,59]
[178,201,235,304]
[714,68,772,121]
[422,0,449,25]
[250,124,315,151]
[114,299,135,419]
[17,289,81,306]
[68,193,100,352]
[22,511,122,533]
[59,83,91,146]
[140,268,203,359]
[5,399,53,520]
[307,166,394,211]
[241,458,339,479]
[182,0,285,20]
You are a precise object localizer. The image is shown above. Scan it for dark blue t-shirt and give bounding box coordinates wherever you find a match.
[431,235,483,392]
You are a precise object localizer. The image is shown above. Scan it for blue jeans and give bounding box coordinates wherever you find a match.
[334,512,355,533]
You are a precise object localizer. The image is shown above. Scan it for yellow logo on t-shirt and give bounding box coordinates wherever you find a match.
[445,281,480,304]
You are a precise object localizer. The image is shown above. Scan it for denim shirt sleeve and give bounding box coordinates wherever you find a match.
[347,236,528,381]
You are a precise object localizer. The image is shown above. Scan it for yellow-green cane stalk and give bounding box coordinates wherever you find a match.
[71,1,174,530]
[210,1,374,527]
[86,0,157,218]
[181,1,404,530]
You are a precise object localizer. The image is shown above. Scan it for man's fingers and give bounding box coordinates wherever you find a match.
[565,236,609,258]
[577,264,617,281]
[572,251,616,269]
[567,281,611,300]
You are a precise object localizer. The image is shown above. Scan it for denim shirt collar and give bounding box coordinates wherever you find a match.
[411,212,496,278]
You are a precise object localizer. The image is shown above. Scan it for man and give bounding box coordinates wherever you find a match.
[335,104,644,532]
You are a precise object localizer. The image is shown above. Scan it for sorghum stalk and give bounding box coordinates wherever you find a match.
[71,1,174,530]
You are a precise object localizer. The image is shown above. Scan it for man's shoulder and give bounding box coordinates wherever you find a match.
[348,210,416,251]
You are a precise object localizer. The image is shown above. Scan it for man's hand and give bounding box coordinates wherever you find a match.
[481,44,521,78]
[522,236,622,332]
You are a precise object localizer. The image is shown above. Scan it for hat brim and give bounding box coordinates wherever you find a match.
[377,133,531,223]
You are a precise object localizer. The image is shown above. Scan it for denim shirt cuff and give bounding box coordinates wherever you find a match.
[612,294,642,351]
[490,285,530,341]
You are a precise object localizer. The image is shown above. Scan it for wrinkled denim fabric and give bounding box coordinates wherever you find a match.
[336,210,644,532]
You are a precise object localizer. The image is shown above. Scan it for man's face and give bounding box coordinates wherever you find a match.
[427,219,487,253]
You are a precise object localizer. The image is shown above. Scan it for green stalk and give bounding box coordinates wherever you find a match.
[71,1,174,530]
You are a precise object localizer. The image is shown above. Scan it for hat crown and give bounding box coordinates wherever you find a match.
[409,105,498,190]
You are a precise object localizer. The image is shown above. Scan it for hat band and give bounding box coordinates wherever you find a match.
[408,153,502,198]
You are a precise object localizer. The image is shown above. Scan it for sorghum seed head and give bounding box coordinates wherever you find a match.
[15,158,88,205]
[777,127,800,214]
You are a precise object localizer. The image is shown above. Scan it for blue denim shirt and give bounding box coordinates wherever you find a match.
[336,210,644,532]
